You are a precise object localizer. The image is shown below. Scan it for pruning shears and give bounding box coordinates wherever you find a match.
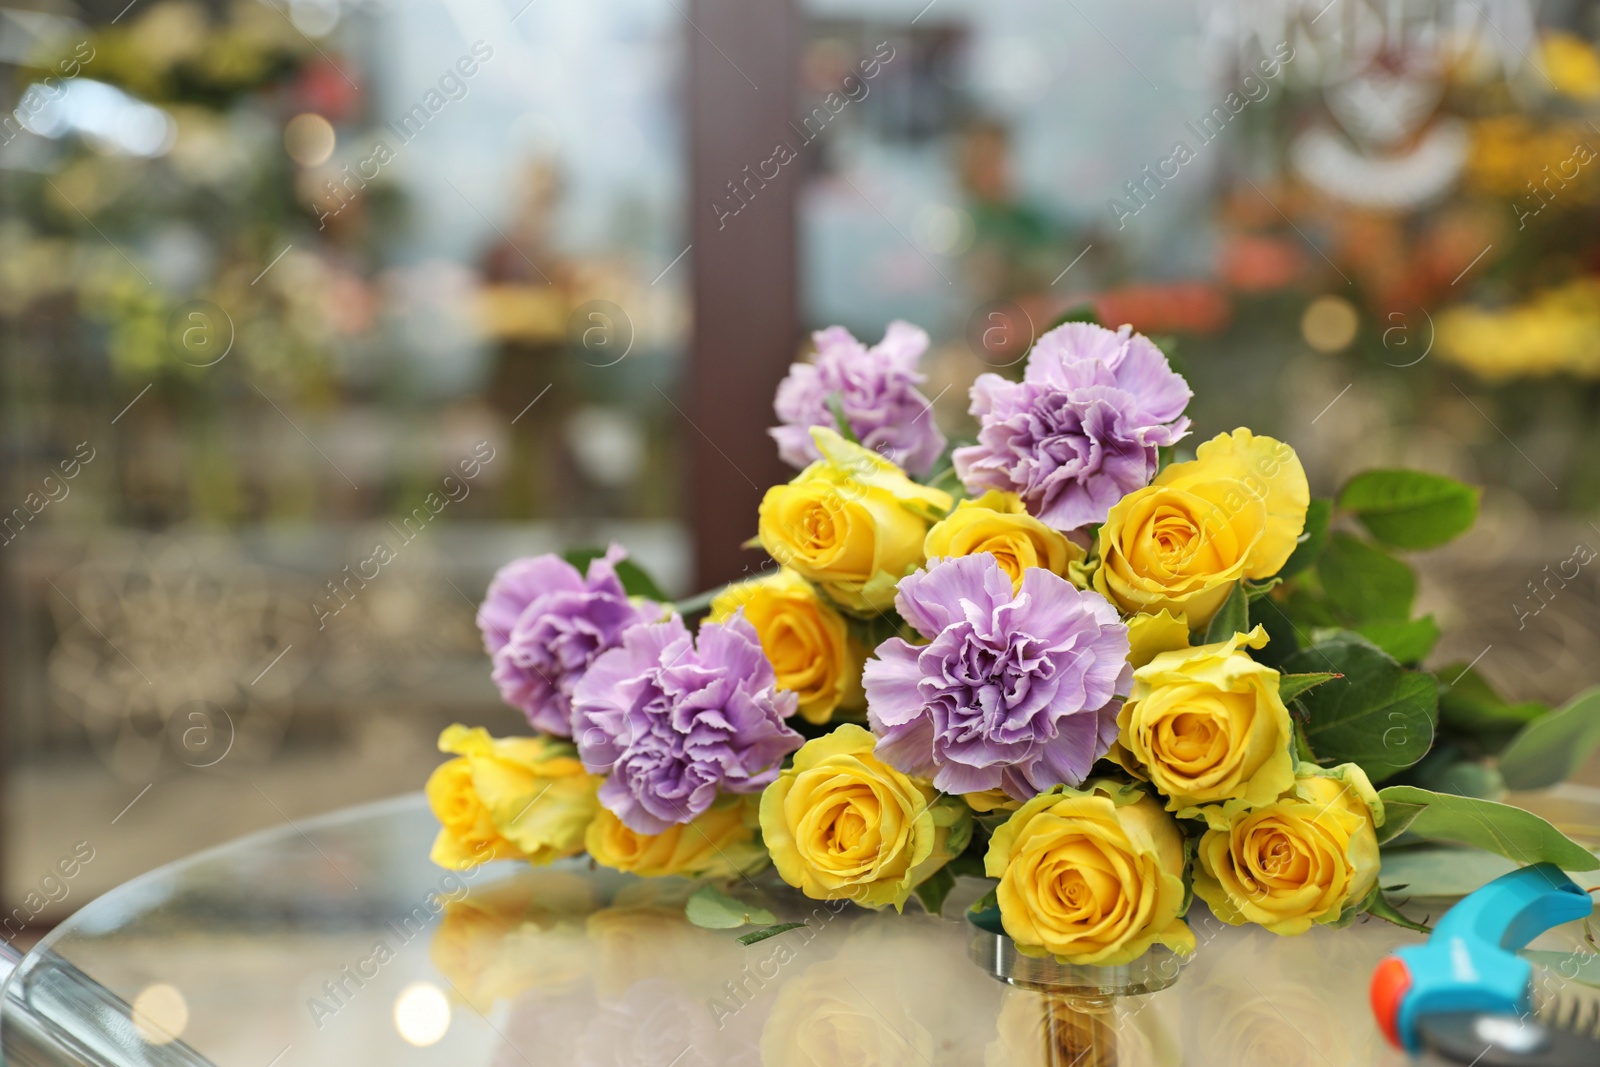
[1371,863,1600,1065]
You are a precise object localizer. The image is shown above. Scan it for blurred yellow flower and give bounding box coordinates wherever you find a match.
[1192,765,1382,935]
[426,725,600,869]
[586,794,768,879]
[1437,279,1600,381]
[923,490,1084,592]
[760,724,969,910]
[1112,626,1296,825]
[1542,32,1600,98]
[1095,429,1308,628]
[985,780,1194,966]
[710,569,864,724]
[758,427,951,614]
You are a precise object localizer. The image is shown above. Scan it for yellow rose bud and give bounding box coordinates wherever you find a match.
[1095,429,1309,628]
[760,723,971,910]
[1112,625,1296,824]
[1192,764,1383,935]
[985,780,1195,966]
[586,794,768,879]
[426,724,601,869]
[758,427,952,614]
[710,569,865,724]
[922,490,1085,592]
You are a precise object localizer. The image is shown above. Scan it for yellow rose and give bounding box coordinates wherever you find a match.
[758,427,952,614]
[985,780,1194,966]
[586,794,768,879]
[1095,429,1309,628]
[1192,764,1383,935]
[709,569,864,724]
[426,724,601,869]
[760,723,971,910]
[1126,609,1190,669]
[922,490,1085,592]
[962,788,1023,814]
[1112,625,1296,824]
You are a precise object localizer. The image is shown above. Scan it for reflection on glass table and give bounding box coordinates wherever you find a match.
[3,794,1596,1066]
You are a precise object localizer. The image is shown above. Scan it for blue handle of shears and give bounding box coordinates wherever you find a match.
[1388,863,1592,1053]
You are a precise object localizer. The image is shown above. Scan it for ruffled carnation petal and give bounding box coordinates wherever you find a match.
[865,555,1131,802]
[573,613,803,834]
[477,545,660,736]
[956,323,1191,531]
[769,321,947,477]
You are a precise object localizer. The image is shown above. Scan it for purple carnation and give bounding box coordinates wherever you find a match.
[952,322,1191,531]
[864,554,1131,800]
[478,545,661,737]
[770,321,946,476]
[573,613,802,834]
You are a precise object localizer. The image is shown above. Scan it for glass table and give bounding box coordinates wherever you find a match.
[2,792,1595,1066]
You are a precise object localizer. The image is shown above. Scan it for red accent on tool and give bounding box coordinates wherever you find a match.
[1370,955,1412,1048]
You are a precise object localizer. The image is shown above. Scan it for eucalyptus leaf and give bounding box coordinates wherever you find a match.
[1277,498,1332,580]
[1376,786,1599,871]
[1337,469,1480,551]
[1317,532,1416,624]
[686,885,777,930]
[1497,687,1600,791]
[1377,845,1517,898]
[1201,583,1251,644]
[1283,633,1436,781]
[736,923,809,946]
[1376,800,1428,844]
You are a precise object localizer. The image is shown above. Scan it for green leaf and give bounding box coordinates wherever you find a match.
[735,922,808,946]
[1523,950,1600,990]
[1376,845,1518,897]
[562,547,669,601]
[1317,533,1416,624]
[914,867,957,917]
[1277,498,1332,580]
[1045,304,1101,331]
[1377,800,1428,844]
[1354,616,1440,665]
[1284,634,1437,782]
[1376,786,1600,871]
[825,393,861,444]
[1201,582,1250,644]
[1437,668,1547,754]
[1497,687,1600,791]
[1337,469,1481,550]
[1278,672,1339,703]
[1405,751,1505,800]
[685,885,777,930]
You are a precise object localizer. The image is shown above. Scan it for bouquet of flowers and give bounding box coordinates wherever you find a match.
[427,317,1600,968]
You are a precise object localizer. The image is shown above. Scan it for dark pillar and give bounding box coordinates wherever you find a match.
[686,0,799,589]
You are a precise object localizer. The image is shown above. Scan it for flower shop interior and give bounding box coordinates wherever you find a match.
[3,0,1600,1065]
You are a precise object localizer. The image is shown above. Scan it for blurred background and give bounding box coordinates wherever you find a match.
[2,0,1599,925]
